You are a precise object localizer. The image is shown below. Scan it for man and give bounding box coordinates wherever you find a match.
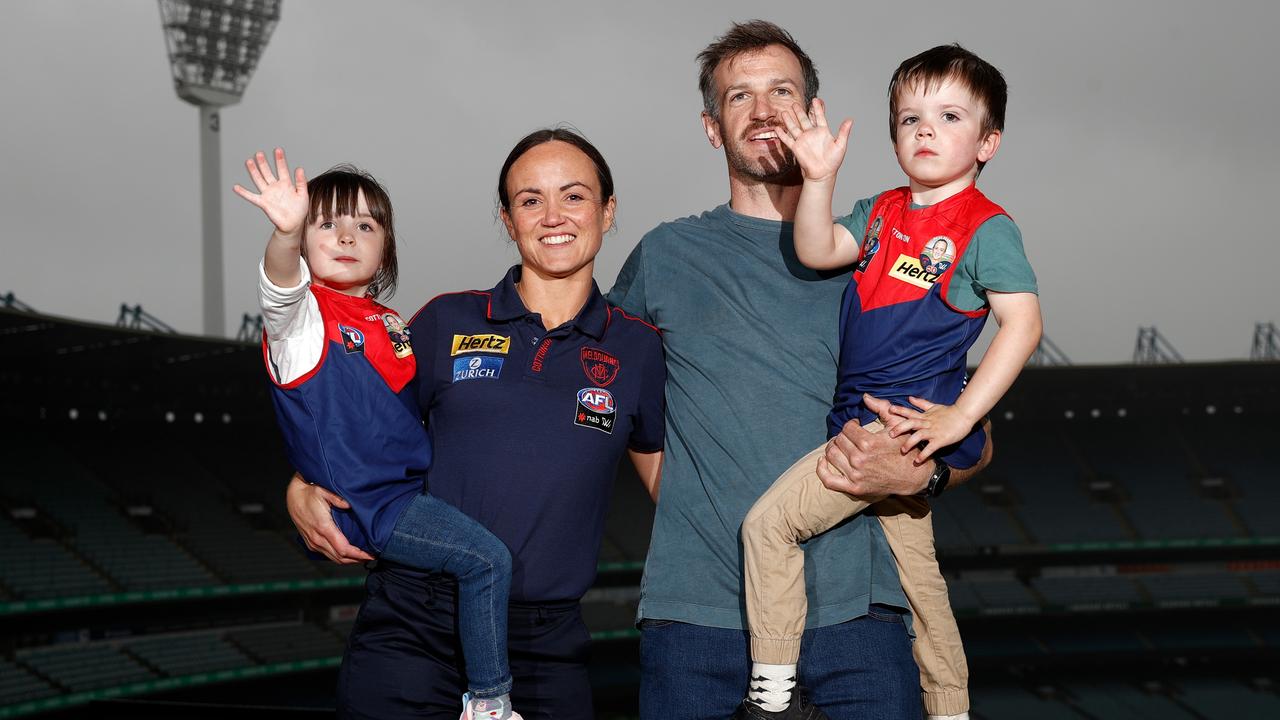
[607,21,991,720]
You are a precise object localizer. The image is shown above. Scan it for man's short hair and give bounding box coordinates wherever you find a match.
[887,44,1007,143]
[697,20,819,120]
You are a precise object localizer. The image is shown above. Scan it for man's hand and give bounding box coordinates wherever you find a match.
[816,394,932,498]
[774,98,854,183]
[233,147,309,238]
[286,473,373,564]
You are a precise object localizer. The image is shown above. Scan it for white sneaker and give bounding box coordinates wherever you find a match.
[460,692,524,720]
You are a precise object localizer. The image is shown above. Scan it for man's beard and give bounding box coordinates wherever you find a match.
[724,130,802,184]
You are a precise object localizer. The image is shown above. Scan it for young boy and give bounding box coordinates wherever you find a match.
[736,45,1042,720]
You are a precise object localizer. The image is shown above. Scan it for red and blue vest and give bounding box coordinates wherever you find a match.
[829,184,1005,468]
[265,285,430,553]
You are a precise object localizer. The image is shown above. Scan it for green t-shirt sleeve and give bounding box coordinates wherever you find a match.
[834,195,878,242]
[607,236,650,322]
[947,215,1039,312]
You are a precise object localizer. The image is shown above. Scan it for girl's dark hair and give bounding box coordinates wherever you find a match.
[305,165,398,300]
[496,128,614,213]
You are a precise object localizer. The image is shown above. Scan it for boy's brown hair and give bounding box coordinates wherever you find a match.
[305,166,398,300]
[888,44,1007,167]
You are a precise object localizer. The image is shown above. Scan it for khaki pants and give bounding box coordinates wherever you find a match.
[741,426,969,716]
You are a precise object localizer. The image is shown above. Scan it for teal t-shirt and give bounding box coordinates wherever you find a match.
[609,203,908,630]
[837,194,1038,311]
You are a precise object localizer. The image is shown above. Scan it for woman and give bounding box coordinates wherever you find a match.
[286,128,665,720]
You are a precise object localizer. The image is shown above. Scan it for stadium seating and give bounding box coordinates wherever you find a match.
[17,644,156,693]
[3,305,1278,718]
[1176,677,1280,720]
[1062,681,1201,719]
[970,683,1082,719]
[227,622,346,664]
[0,658,59,707]
[126,633,254,677]
[0,517,112,599]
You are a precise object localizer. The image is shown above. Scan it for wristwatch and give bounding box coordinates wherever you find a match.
[920,458,952,498]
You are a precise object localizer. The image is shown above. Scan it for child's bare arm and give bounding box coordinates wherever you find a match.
[233,148,309,287]
[888,291,1042,460]
[775,99,860,270]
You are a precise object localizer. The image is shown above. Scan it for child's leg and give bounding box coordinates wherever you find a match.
[741,434,880,667]
[874,495,969,717]
[380,494,515,703]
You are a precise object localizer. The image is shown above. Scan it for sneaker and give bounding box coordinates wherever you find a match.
[459,692,524,720]
[731,686,829,720]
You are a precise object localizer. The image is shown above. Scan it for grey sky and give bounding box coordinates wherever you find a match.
[3,0,1276,363]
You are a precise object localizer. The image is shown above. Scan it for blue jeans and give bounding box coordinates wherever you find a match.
[639,606,920,720]
[379,493,513,698]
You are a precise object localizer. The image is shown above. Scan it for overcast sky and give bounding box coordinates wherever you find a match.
[3,0,1277,363]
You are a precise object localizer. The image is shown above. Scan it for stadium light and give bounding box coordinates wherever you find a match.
[1133,326,1184,364]
[158,0,282,337]
[1252,322,1279,360]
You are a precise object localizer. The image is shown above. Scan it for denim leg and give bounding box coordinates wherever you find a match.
[381,493,514,698]
[639,620,749,720]
[639,609,920,720]
[801,606,921,720]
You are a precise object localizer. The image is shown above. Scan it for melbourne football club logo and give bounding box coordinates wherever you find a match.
[856,216,883,273]
[574,387,616,434]
[452,356,503,382]
[580,347,620,387]
[382,313,413,359]
[919,236,956,275]
[338,324,365,354]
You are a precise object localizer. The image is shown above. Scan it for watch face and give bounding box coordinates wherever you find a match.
[931,460,951,497]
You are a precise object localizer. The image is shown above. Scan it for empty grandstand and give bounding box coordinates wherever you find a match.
[1,305,1277,719]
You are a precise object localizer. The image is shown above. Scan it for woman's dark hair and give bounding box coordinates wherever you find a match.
[496,128,614,213]
[304,165,398,300]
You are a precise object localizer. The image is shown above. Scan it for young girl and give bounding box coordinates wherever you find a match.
[234,148,522,720]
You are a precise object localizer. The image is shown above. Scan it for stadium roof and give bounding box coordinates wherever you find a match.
[0,307,267,424]
[2,307,1276,425]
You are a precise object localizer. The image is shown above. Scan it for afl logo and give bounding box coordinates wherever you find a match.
[338,324,365,354]
[577,388,615,413]
[574,387,616,434]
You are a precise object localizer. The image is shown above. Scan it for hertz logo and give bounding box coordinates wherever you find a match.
[451,334,510,356]
[887,254,941,289]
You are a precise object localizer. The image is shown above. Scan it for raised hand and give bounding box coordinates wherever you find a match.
[774,98,853,183]
[233,148,309,237]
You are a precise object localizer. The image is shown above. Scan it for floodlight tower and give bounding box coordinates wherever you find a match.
[159,0,281,336]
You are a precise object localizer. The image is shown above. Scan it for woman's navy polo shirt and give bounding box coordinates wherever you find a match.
[407,265,665,602]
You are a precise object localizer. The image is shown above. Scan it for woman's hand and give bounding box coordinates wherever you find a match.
[233,148,309,238]
[286,473,373,564]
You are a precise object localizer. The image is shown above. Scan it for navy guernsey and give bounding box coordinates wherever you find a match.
[408,266,665,602]
[831,185,1007,469]
[265,283,430,555]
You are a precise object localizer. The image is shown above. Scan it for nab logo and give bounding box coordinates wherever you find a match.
[574,387,616,435]
[577,388,615,413]
[451,334,510,356]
